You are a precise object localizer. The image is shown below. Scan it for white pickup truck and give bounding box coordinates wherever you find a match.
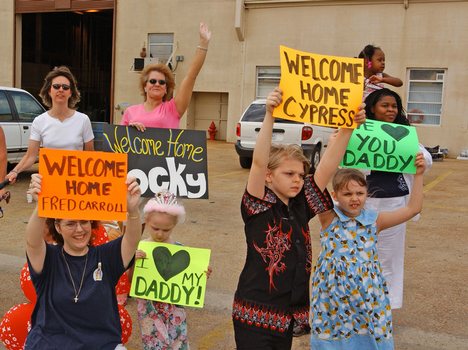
[235,99,335,173]
[0,86,46,168]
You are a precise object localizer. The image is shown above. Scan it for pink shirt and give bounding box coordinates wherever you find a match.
[120,99,180,129]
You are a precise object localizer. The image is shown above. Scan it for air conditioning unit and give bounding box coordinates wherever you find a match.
[436,73,445,81]
[133,57,162,71]
[134,58,144,71]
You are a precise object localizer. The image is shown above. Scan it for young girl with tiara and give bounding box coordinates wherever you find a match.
[232,87,366,349]
[358,44,403,100]
[134,190,210,350]
[309,154,426,350]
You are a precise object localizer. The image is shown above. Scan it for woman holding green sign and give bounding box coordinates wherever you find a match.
[24,174,141,349]
[364,88,432,309]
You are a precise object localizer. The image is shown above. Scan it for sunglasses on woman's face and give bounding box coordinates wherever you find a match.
[148,79,166,86]
[51,83,71,91]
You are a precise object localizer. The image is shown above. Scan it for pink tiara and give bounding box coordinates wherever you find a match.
[143,190,186,223]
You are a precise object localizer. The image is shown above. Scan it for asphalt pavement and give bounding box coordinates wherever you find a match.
[0,141,467,349]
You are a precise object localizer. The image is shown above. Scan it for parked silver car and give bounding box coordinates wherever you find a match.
[0,86,46,168]
[235,99,334,173]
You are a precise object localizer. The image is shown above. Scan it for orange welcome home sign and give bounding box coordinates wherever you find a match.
[38,149,128,220]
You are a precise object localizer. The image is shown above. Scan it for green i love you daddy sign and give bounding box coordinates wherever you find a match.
[130,241,211,308]
[341,119,420,174]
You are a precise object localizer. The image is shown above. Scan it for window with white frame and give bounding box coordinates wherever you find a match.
[148,33,174,65]
[256,66,280,99]
[406,69,445,125]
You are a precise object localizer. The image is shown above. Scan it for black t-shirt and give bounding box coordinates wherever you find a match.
[233,175,332,336]
[367,170,409,198]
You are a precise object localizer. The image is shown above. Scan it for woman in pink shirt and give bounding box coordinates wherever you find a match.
[121,22,211,130]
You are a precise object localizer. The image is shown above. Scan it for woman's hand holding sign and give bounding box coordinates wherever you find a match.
[126,176,141,215]
[129,122,147,132]
[29,174,42,202]
[355,103,366,124]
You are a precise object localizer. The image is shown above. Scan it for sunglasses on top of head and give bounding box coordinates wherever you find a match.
[148,79,166,86]
[51,83,71,91]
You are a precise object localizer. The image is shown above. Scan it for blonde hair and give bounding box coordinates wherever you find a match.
[139,63,175,102]
[332,168,367,192]
[268,144,311,174]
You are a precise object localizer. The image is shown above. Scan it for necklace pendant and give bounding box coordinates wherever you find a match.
[93,262,103,281]
[62,248,88,305]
